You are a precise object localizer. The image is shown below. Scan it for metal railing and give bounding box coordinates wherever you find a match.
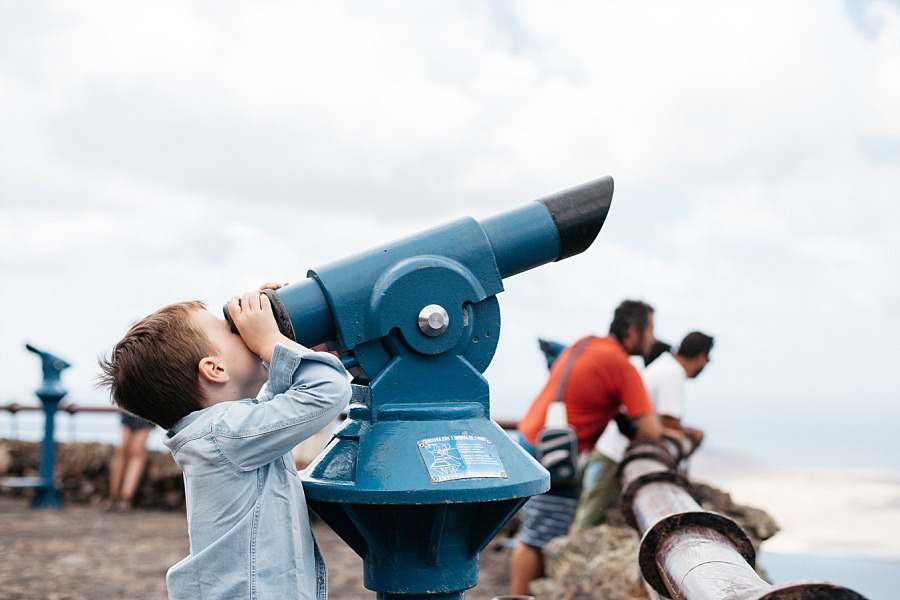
[1,401,122,442]
[617,435,867,600]
[1,402,121,414]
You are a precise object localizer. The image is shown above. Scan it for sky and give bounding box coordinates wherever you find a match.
[1,0,899,469]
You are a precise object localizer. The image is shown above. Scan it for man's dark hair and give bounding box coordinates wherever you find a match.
[97,301,215,430]
[644,340,672,366]
[677,331,714,359]
[609,299,654,341]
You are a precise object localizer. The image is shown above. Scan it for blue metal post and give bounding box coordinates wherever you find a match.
[26,344,70,509]
[537,339,567,370]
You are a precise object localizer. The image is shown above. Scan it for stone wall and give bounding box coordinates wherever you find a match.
[0,439,185,509]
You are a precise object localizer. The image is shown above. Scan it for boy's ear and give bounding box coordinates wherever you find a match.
[198,356,229,384]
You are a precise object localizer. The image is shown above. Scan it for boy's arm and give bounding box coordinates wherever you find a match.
[213,289,351,471]
[213,344,351,471]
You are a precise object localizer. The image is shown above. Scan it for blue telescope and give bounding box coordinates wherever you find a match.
[538,339,568,370]
[225,176,613,598]
[0,344,71,508]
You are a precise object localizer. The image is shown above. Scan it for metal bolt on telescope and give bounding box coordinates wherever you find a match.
[225,176,615,599]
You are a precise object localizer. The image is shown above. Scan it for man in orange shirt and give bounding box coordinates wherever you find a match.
[510,300,664,596]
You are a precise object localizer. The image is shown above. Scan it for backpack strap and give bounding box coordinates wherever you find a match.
[553,336,595,405]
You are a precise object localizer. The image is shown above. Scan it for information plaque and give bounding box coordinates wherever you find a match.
[417,434,507,483]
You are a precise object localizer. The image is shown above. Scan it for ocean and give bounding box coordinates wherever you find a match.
[759,551,900,600]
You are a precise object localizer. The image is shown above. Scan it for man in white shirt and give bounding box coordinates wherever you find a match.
[642,331,712,448]
[571,331,714,532]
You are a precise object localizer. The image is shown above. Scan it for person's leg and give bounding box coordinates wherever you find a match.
[510,483,578,594]
[510,542,543,596]
[571,453,620,532]
[117,426,152,509]
[108,426,132,503]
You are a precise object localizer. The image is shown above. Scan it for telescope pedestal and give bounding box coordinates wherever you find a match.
[1,345,70,510]
[258,177,615,597]
[305,389,543,597]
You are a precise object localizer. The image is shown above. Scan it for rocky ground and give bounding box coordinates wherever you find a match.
[0,440,185,509]
[0,497,514,600]
[0,439,779,599]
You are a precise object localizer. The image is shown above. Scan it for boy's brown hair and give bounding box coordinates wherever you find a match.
[98,301,216,430]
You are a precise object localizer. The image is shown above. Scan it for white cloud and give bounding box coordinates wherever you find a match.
[0,0,898,469]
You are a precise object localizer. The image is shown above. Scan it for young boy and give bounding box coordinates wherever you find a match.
[99,286,351,599]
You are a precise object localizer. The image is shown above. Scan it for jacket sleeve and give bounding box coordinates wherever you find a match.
[212,343,351,471]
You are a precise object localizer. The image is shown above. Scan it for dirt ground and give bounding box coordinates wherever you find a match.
[0,497,512,600]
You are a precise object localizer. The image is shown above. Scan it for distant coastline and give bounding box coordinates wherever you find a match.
[691,448,900,564]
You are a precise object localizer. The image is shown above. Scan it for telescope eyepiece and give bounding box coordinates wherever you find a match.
[222,289,297,341]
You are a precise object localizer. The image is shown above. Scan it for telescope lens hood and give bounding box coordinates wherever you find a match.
[537,175,613,261]
[222,289,297,342]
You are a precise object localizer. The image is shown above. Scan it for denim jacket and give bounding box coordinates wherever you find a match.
[164,343,351,599]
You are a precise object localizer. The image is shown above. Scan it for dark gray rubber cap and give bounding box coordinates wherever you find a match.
[537,175,614,261]
[223,289,296,341]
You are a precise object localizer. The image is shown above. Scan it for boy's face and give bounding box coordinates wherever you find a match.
[192,309,269,398]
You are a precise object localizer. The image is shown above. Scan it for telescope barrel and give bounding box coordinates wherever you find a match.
[224,177,614,349]
[222,282,333,348]
[272,279,334,347]
[480,176,613,278]
[282,177,612,597]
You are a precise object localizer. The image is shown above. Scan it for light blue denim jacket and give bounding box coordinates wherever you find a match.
[164,343,351,600]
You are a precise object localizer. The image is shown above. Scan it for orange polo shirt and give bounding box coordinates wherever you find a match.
[518,336,653,452]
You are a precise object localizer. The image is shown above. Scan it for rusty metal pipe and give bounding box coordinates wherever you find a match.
[1,403,40,413]
[631,482,701,534]
[621,443,679,472]
[662,433,699,461]
[747,582,870,599]
[621,456,673,486]
[657,526,769,600]
[618,439,868,600]
[60,405,120,414]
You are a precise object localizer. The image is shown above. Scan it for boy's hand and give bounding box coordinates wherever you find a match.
[228,291,286,363]
[259,281,289,291]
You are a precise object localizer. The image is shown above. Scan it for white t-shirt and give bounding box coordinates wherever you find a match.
[595,420,631,464]
[596,351,687,462]
[643,351,687,421]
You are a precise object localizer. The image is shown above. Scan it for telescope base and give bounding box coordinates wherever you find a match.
[1,477,63,509]
[377,594,463,600]
[31,489,64,509]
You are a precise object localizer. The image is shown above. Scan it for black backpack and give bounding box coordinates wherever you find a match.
[535,337,593,487]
